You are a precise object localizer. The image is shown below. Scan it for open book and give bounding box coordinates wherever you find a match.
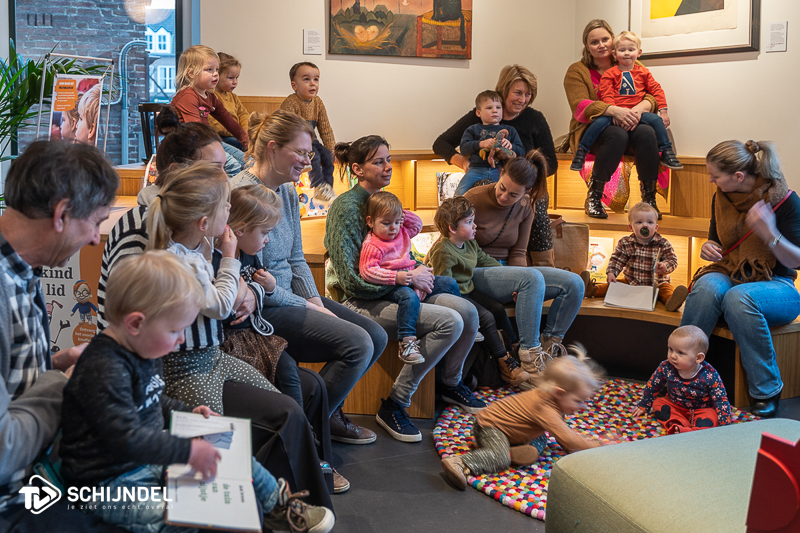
[165,412,261,532]
[603,282,659,311]
[603,250,660,312]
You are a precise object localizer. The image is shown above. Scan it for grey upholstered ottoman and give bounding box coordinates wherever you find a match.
[546,418,800,533]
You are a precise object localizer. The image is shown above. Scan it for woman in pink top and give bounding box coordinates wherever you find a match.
[359,191,460,364]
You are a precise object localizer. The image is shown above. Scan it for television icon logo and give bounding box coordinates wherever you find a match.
[19,475,62,514]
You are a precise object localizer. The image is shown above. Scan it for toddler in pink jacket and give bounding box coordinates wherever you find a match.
[359,191,461,364]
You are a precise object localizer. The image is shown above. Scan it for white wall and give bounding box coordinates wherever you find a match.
[199,0,577,152]
[575,0,800,189]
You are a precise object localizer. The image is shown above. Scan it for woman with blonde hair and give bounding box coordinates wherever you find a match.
[564,19,662,219]
[681,140,800,418]
[232,110,387,447]
[433,64,557,267]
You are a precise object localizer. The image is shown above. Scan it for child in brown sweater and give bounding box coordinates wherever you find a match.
[280,62,337,201]
[441,346,606,490]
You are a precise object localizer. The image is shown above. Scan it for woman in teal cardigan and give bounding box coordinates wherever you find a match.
[326,135,488,443]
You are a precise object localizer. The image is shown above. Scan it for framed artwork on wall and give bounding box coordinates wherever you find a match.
[329,0,472,58]
[630,0,760,59]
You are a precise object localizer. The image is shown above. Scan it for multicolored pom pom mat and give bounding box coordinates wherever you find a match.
[433,379,758,521]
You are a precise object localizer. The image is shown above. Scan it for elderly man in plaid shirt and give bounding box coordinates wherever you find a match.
[589,202,688,312]
[0,141,121,532]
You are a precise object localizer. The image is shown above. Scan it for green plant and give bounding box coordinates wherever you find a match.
[0,39,109,162]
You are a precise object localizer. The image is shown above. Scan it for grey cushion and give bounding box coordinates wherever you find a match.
[546,419,800,533]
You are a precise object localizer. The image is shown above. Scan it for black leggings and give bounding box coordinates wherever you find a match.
[222,378,333,509]
[464,290,516,358]
[589,123,660,184]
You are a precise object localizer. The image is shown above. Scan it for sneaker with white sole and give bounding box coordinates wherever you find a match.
[332,468,350,494]
[398,336,425,365]
[376,397,422,442]
[441,382,486,414]
[262,478,335,533]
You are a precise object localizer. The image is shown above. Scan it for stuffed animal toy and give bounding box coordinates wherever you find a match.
[479,129,515,168]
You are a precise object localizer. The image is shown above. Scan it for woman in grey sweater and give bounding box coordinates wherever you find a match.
[232,110,387,445]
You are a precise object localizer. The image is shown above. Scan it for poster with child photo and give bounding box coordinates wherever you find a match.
[48,74,103,148]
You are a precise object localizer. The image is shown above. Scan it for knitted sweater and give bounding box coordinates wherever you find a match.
[325,184,395,302]
[464,183,534,266]
[638,360,732,425]
[426,238,501,294]
[563,60,659,155]
[280,94,335,150]
[231,170,320,307]
[476,388,601,449]
[171,87,248,147]
[460,123,525,169]
[208,90,250,137]
[60,333,192,486]
[432,107,557,176]
[359,210,421,285]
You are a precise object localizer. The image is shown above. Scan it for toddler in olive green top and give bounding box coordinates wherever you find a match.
[427,197,529,387]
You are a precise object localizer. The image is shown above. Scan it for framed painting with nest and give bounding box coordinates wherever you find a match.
[329,0,472,58]
[630,0,760,59]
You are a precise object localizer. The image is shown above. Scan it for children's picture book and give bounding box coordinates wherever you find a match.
[296,170,332,218]
[603,282,659,312]
[587,237,614,282]
[166,412,261,532]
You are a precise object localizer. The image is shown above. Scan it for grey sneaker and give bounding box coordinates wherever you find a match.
[263,478,335,533]
[399,336,425,365]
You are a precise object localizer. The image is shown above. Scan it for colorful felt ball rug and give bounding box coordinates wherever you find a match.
[432,379,758,521]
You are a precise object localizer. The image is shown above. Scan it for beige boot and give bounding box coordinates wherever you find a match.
[517,346,546,390]
[540,335,567,359]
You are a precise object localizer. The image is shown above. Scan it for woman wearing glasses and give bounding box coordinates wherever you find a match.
[232,110,388,445]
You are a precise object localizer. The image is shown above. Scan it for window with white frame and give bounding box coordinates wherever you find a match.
[158,34,168,52]
[158,66,176,92]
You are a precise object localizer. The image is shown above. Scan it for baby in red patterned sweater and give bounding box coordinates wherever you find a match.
[633,325,732,433]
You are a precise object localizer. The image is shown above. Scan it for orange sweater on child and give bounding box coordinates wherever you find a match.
[476,388,600,450]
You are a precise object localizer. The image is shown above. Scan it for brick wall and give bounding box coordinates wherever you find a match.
[15,1,157,165]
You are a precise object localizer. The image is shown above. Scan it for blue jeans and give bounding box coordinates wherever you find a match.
[223,143,245,177]
[580,112,672,152]
[221,136,245,152]
[345,293,478,408]
[472,266,543,350]
[455,166,501,196]
[537,266,584,341]
[382,276,461,339]
[91,459,278,533]
[680,273,800,399]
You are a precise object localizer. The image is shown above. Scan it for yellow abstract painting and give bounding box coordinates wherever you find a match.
[651,0,725,20]
[651,0,683,19]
